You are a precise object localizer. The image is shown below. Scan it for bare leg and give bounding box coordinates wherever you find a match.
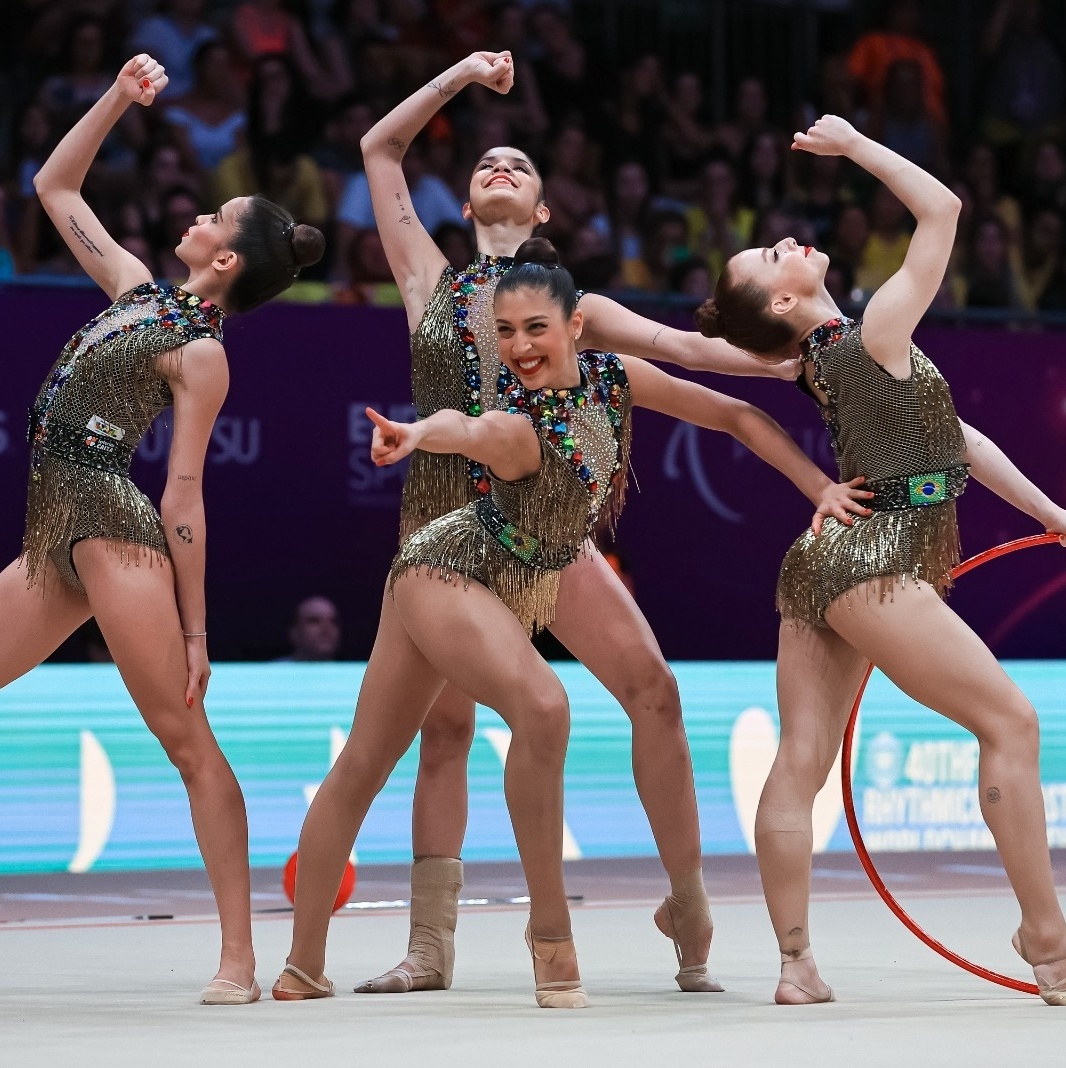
[412,684,475,859]
[284,576,580,995]
[73,540,255,993]
[755,620,869,1003]
[826,579,1066,986]
[0,557,91,686]
[549,548,711,978]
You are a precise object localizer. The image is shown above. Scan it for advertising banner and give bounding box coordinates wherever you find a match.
[1,285,1063,662]
[2,660,1065,874]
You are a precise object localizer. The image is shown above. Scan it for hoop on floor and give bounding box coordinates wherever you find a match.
[841,532,1063,996]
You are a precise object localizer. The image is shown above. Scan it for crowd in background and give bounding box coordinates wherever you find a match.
[1,0,1065,319]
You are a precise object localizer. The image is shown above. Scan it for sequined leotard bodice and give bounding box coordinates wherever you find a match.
[776,318,969,624]
[391,351,632,635]
[23,282,224,591]
[399,255,514,542]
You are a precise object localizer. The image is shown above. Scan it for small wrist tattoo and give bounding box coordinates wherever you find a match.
[651,326,667,347]
[428,78,456,100]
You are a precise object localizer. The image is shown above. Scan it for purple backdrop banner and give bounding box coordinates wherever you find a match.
[1,283,1064,660]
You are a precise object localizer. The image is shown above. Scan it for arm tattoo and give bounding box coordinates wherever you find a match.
[387,137,406,151]
[394,192,412,226]
[68,215,103,257]
[427,78,456,100]
[175,475,197,482]
[651,326,667,347]
[986,786,1001,804]
[175,525,194,544]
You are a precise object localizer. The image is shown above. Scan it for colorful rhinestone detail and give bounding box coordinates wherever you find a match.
[449,255,515,495]
[799,316,856,449]
[33,283,224,438]
[500,350,627,511]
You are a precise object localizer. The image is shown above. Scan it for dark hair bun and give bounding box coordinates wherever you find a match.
[514,236,560,268]
[693,298,724,338]
[292,223,326,268]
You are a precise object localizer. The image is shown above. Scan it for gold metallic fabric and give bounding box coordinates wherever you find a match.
[22,283,223,591]
[776,320,967,624]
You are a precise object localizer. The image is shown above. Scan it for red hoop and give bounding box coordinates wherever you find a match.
[841,532,1063,995]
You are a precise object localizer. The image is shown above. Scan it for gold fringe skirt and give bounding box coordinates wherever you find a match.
[389,505,562,637]
[398,451,477,545]
[776,502,961,626]
[22,456,169,592]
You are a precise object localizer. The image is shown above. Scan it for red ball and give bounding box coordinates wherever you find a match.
[282,851,356,912]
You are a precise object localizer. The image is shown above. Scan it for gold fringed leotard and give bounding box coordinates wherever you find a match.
[399,255,514,543]
[22,282,224,592]
[776,317,969,626]
[390,351,632,636]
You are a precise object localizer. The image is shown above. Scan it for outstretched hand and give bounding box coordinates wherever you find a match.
[811,475,874,536]
[117,54,168,106]
[464,51,514,94]
[367,406,418,466]
[792,115,858,158]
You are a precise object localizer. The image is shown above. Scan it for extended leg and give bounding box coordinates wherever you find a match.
[74,539,255,999]
[756,619,869,1003]
[550,548,713,985]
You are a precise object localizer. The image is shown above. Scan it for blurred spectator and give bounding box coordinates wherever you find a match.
[737,129,789,217]
[634,209,690,293]
[981,0,1065,151]
[153,184,201,279]
[828,202,871,281]
[163,41,247,176]
[566,221,620,291]
[1015,206,1064,310]
[685,154,752,281]
[794,53,868,134]
[961,141,1023,243]
[1020,137,1066,215]
[529,4,593,128]
[866,59,950,179]
[712,76,774,161]
[599,539,635,598]
[229,0,330,98]
[213,134,329,231]
[38,17,117,126]
[855,185,911,294]
[602,54,668,185]
[313,95,377,212]
[6,102,58,274]
[846,0,947,127]
[462,4,548,149]
[667,256,712,301]
[604,159,653,289]
[541,123,608,250]
[333,225,403,306]
[432,220,476,272]
[660,71,716,198]
[275,596,343,661]
[964,213,1027,310]
[127,0,218,100]
[135,140,203,240]
[787,151,851,247]
[334,141,464,268]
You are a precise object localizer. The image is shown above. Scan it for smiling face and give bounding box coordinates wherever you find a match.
[465,147,546,226]
[495,285,582,391]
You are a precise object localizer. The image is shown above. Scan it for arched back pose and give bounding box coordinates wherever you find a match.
[352,49,800,999]
[697,115,1066,1005]
[0,55,324,1004]
[271,240,871,1006]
